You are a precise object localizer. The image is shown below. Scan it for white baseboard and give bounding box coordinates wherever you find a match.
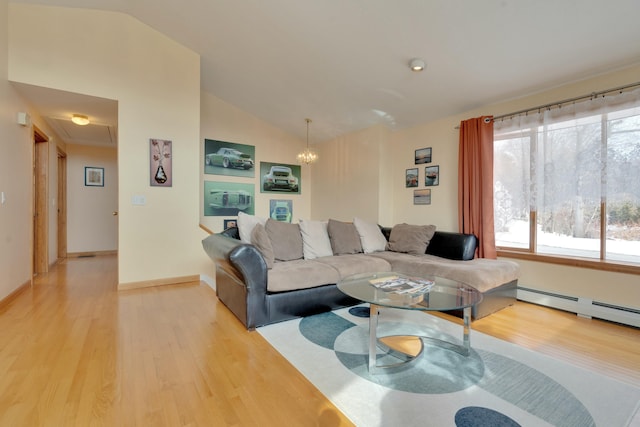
[518,287,640,328]
[200,274,216,291]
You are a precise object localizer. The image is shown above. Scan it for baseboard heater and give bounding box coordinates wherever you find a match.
[517,287,640,328]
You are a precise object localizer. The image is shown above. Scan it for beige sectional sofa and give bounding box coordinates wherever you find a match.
[202,214,520,330]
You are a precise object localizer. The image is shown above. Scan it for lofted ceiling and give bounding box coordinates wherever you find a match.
[9,0,640,146]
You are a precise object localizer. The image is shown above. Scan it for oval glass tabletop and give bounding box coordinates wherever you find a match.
[337,271,482,312]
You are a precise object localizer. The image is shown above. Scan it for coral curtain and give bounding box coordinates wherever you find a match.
[458,116,496,259]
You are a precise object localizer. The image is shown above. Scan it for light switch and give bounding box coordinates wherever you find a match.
[131,195,146,206]
[1,192,5,205]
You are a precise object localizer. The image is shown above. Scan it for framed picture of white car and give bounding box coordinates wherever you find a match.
[204,181,255,216]
[204,139,255,178]
[270,199,293,222]
[260,162,301,194]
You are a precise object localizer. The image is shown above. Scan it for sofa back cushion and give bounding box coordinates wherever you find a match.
[353,217,388,253]
[251,223,275,268]
[327,219,363,255]
[388,223,436,255]
[299,219,334,259]
[265,219,304,261]
[237,212,266,243]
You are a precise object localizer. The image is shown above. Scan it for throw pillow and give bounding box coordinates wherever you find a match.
[353,217,388,253]
[237,212,266,243]
[299,219,334,259]
[327,219,363,255]
[388,223,437,255]
[265,219,304,261]
[251,223,274,269]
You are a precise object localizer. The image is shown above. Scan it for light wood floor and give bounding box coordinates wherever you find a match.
[0,255,638,426]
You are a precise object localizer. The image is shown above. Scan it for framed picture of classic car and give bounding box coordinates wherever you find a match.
[204,139,255,178]
[204,181,255,216]
[269,199,293,222]
[260,162,301,194]
[406,168,418,187]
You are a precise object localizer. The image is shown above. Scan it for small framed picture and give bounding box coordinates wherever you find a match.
[415,147,432,164]
[270,199,293,222]
[425,165,439,186]
[223,219,237,230]
[150,138,172,187]
[405,168,419,187]
[84,166,104,187]
[413,189,431,205]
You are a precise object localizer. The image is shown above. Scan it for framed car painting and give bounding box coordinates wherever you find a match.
[204,181,255,216]
[204,139,255,178]
[260,162,301,194]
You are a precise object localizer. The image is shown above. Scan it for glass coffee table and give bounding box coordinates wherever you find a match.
[337,271,482,373]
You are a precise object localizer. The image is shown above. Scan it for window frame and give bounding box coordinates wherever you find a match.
[494,110,640,276]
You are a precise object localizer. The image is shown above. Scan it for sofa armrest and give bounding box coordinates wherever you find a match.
[426,231,477,261]
[202,233,268,292]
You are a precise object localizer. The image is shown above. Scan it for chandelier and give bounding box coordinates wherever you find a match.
[297,118,318,165]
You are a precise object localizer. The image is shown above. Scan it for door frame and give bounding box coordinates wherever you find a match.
[33,125,49,275]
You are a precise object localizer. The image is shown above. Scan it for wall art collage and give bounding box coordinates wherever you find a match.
[407,147,440,205]
[203,139,300,228]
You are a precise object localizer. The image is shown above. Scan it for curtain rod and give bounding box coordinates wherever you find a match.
[455,81,640,128]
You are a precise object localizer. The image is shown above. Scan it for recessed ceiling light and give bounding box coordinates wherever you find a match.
[71,114,90,126]
[409,58,426,72]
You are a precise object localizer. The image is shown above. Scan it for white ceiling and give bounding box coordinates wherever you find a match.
[10,0,640,146]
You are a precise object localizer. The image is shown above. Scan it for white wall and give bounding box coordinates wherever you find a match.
[312,124,392,224]
[200,92,311,230]
[66,144,118,253]
[0,0,32,299]
[8,4,209,286]
[311,64,640,309]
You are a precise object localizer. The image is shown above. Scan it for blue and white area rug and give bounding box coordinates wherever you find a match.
[258,306,640,427]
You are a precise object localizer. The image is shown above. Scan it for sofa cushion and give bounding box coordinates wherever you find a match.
[299,219,334,259]
[327,219,363,255]
[388,223,436,255]
[353,217,388,253]
[237,212,266,243]
[315,254,391,279]
[267,259,341,292]
[265,219,304,261]
[251,223,275,269]
[370,251,520,293]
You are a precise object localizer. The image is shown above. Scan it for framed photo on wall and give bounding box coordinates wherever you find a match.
[425,165,439,186]
[223,219,237,230]
[269,199,293,222]
[204,139,255,178]
[260,162,301,194]
[413,189,431,205]
[150,139,172,187]
[415,147,432,164]
[84,166,104,187]
[405,168,418,187]
[204,181,255,216]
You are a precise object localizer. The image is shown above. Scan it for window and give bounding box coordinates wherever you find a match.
[494,88,640,266]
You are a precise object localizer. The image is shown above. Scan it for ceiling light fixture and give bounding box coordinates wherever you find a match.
[409,58,426,72]
[71,114,90,126]
[296,118,318,165]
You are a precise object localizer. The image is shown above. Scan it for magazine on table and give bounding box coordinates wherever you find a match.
[368,275,434,295]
